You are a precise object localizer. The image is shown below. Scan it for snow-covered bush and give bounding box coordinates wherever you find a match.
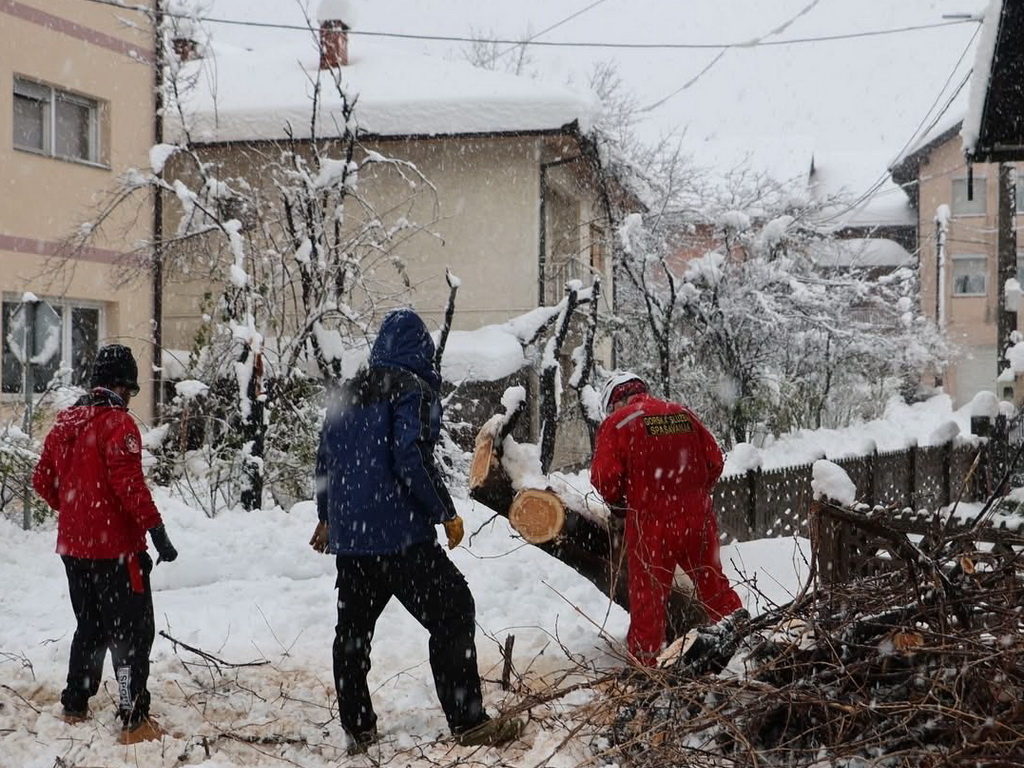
[0,425,43,526]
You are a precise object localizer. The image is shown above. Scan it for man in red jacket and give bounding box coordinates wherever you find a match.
[590,372,742,665]
[32,344,178,744]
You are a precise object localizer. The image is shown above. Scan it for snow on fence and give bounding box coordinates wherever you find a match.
[713,439,986,544]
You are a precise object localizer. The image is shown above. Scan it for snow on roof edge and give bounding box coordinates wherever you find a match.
[962,0,1004,156]
[165,37,599,144]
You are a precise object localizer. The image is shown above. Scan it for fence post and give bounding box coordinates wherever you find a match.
[907,440,918,510]
[942,439,952,506]
[746,467,760,539]
[865,449,876,507]
[810,499,849,586]
[972,415,993,498]
[994,413,1008,481]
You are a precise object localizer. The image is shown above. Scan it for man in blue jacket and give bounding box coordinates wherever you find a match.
[310,308,522,753]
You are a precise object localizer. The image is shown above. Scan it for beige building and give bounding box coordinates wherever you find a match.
[153,7,626,471]
[891,124,1024,407]
[159,11,615,352]
[1,0,157,424]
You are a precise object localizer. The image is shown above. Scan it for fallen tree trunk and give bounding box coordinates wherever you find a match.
[509,489,566,544]
[469,427,706,639]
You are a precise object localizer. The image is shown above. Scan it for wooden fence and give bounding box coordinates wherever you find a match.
[811,498,1024,585]
[712,439,986,544]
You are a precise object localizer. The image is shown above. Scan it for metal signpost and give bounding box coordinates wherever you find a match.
[7,296,59,529]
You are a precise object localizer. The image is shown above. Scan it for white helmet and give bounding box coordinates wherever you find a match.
[600,371,647,415]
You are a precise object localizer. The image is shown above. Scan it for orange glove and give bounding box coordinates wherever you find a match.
[443,516,464,550]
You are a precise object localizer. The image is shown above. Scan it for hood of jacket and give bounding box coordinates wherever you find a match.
[46,388,128,451]
[369,309,441,390]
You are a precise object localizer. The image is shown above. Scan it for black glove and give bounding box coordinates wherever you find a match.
[149,525,178,564]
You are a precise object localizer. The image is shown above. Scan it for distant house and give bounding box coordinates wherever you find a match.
[890,121,1024,407]
[159,4,623,356]
[1,0,158,422]
[888,0,1024,408]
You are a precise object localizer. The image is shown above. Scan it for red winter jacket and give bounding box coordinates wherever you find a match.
[591,393,723,518]
[33,395,162,560]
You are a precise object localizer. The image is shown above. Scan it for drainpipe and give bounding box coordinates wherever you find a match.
[538,153,584,306]
[152,1,165,421]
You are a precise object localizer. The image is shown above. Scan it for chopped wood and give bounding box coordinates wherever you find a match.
[468,429,498,491]
[588,500,1024,767]
[468,428,517,513]
[509,489,566,544]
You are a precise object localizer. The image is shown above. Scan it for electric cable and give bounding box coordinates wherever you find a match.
[74,0,976,51]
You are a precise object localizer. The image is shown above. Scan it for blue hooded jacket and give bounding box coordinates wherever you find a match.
[315,309,457,554]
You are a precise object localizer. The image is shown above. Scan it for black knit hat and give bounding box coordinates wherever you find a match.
[90,344,140,395]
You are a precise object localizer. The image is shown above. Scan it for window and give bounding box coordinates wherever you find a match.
[1018,176,1024,214]
[951,177,987,216]
[1017,252,1024,285]
[951,255,987,297]
[13,78,100,164]
[2,299,101,394]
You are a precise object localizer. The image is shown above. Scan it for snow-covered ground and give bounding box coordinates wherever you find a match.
[0,489,807,767]
[0,392,995,766]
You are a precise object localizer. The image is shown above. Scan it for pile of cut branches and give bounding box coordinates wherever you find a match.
[584,501,1024,767]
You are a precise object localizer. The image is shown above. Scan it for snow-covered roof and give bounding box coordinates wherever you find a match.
[166,14,597,143]
[809,237,914,269]
[961,0,1003,156]
[811,150,916,229]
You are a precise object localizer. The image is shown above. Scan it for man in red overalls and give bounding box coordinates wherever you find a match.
[591,372,742,665]
[33,344,178,743]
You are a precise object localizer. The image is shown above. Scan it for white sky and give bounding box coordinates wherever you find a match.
[194,0,986,203]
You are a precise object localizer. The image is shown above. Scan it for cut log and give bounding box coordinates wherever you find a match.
[469,429,497,490]
[509,489,566,543]
[469,429,516,513]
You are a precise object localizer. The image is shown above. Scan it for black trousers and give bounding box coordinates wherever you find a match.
[61,553,154,727]
[333,540,486,735]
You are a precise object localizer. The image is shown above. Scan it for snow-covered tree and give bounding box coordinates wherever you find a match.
[616,174,950,445]
[64,4,441,512]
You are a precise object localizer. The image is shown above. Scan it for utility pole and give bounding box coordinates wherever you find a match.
[152,0,165,421]
[21,297,38,531]
[934,204,949,387]
[996,164,1018,378]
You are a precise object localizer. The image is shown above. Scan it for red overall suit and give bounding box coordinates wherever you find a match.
[591,392,742,664]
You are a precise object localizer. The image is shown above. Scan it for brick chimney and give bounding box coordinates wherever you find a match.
[319,19,350,69]
[172,37,198,62]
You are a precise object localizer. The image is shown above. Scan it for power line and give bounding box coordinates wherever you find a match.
[638,0,825,113]
[478,0,612,69]
[815,23,980,227]
[76,0,976,51]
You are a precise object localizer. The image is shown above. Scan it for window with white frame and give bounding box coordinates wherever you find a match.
[13,77,101,164]
[2,299,102,394]
[951,177,987,216]
[951,255,987,297]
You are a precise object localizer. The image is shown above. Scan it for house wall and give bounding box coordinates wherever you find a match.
[0,0,157,425]
[159,131,613,471]
[161,133,611,347]
[916,135,1024,407]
